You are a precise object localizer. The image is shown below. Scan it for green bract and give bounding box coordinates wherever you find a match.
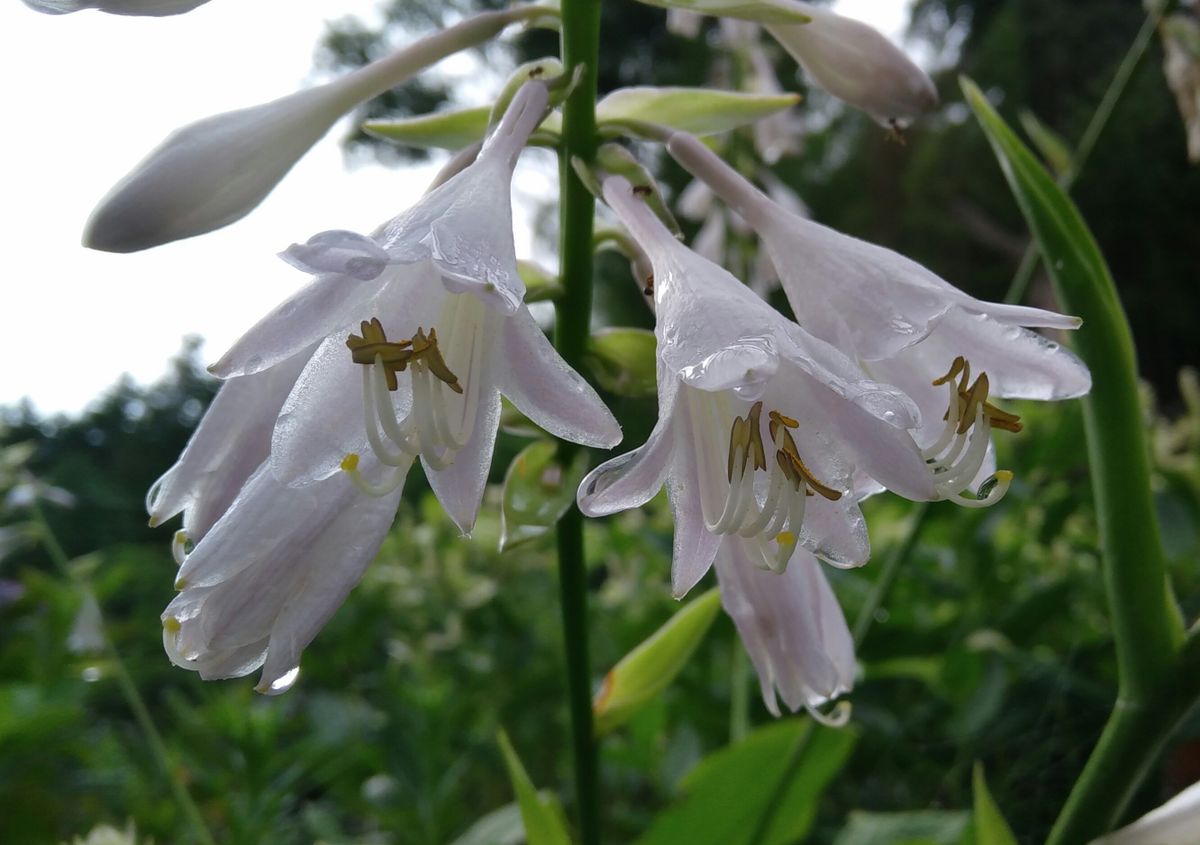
[597,87,801,137]
[593,589,721,734]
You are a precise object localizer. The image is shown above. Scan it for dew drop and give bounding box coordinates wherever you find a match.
[266,666,300,695]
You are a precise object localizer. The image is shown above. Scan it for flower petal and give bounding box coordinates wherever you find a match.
[424,388,502,536]
[578,378,680,516]
[500,306,622,449]
[669,403,723,598]
[715,542,855,715]
[147,346,312,539]
[279,229,392,281]
[255,474,404,694]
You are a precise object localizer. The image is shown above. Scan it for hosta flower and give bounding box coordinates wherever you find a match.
[715,545,855,719]
[668,131,1091,503]
[763,2,937,129]
[582,175,935,597]
[157,82,620,692]
[23,0,208,14]
[83,10,528,252]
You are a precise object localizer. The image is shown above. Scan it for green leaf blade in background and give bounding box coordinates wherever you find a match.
[497,730,573,845]
[1018,110,1073,179]
[972,763,1018,845]
[593,587,721,734]
[636,719,856,845]
[961,75,1190,844]
[961,75,1180,691]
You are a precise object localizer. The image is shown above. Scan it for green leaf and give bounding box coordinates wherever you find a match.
[973,764,1018,845]
[519,260,563,303]
[496,730,572,845]
[627,0,811,25]
[499,441,589,552]
[961,76,1180,697]
[594,588,722,734]
[636,719,856,845]
[363,107,491,151]
[1017,110,1073,179]
[598,87,801,137]
[833,811,971,845]
[585,328,658,398]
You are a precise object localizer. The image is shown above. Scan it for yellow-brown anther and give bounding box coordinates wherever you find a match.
[768,409,799,443]
[725,402,768,482]
[935,356,1023,436]
[411,328,464,394]
[777,428,842,501]
[932,355,968,388]
[346,320,464,394]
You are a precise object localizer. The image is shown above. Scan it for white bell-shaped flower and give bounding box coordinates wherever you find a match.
[668,131,1091,503]
[156,83,620,692]
[581,176,936,600]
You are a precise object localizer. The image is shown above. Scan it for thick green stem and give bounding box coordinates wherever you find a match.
[555,0,602,841]
[1003,11,1160,304]
[30,500,216,845]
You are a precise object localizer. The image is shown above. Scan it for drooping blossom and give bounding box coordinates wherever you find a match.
[83,9,534,252]
[716,544,855,718]
[580,176,943,717]
[156,82,620,692]
[584,175,934,585]
[668,131,1091,503]
[763,2,937,129]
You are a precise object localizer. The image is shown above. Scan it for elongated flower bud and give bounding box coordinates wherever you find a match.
[765,2,937,128]
[23,0,209,14]
[83,9,529,252]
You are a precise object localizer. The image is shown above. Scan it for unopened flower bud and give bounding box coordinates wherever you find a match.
[765,3,937,128]
[23,0,209,15]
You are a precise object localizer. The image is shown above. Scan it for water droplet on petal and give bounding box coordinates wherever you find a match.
[266,666,300,695]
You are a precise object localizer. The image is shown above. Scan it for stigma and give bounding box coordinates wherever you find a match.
[924,356,1020,508]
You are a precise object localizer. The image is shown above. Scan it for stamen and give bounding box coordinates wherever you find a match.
[804,698,852,728]
[925,356,1023,510]
[778,429,842,501]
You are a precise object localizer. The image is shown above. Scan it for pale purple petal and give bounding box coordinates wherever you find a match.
[500,306,622,449]
[669,404,722,598]
[147,346,313,540]
[715,542,855,715]
[578,378,680,516]
[425,389,502,536]
[280,229,391,281]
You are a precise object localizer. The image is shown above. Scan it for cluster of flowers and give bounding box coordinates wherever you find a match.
[52,0,1090,715]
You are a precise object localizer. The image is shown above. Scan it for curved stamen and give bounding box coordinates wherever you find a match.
[363,362,417,465]
[171,530,189,566]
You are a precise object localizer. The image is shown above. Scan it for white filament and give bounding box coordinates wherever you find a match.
[353,293,487,491]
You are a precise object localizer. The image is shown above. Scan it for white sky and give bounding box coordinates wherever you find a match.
[0,0,911,417]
